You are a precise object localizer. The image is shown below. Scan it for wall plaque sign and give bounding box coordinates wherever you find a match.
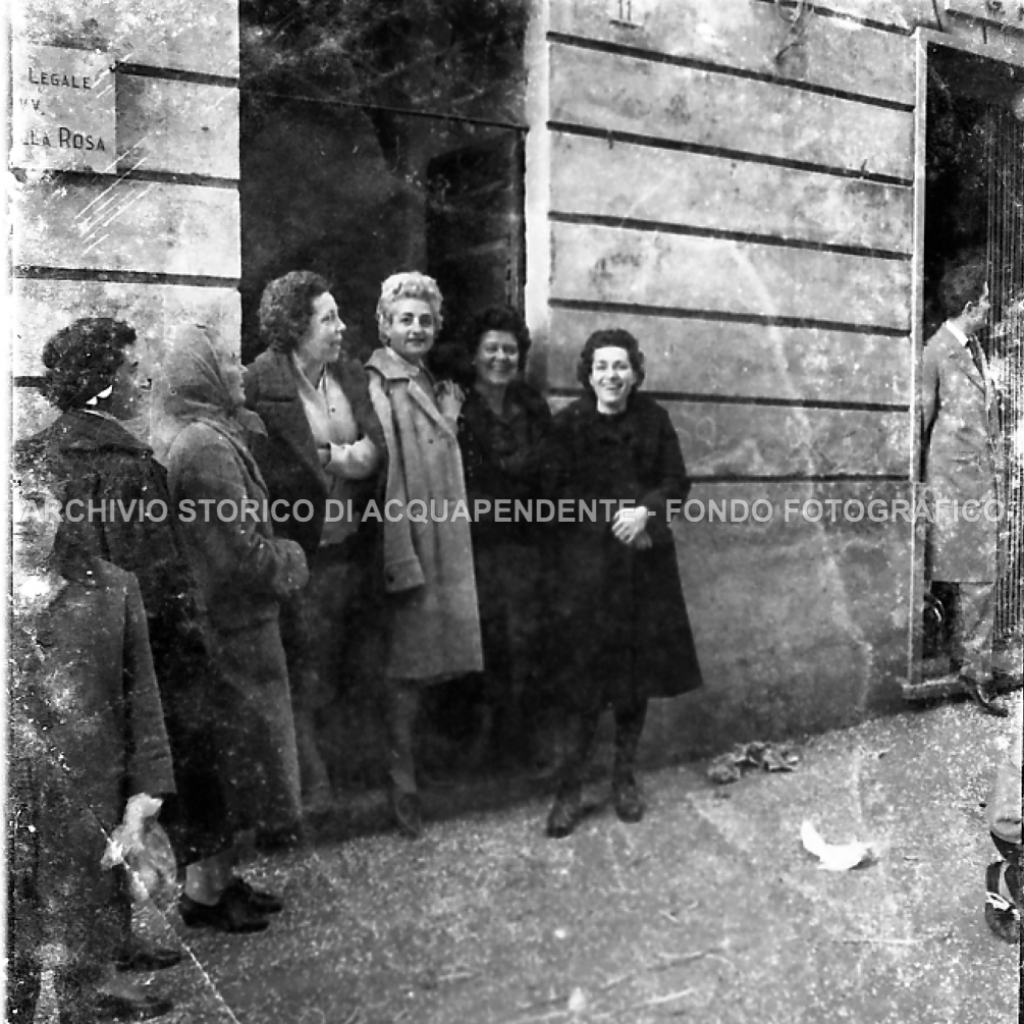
[11,45,115,172]
[945,0,1024,26]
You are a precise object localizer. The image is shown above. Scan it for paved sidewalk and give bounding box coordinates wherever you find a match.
[133,695,1020,1024]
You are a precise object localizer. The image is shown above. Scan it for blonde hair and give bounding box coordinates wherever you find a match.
[375,271,443,342]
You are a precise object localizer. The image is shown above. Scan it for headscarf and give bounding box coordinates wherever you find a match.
[151,323,264,465]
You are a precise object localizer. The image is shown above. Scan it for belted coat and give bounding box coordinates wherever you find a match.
[921,325,1003,583]
[366,345,483,683]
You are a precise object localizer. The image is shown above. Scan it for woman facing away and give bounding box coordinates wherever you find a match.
[540,328,703,839]
[455,305,554,771]
[155,321,309,930]
[246,271,386,809]
[7,449,175,1023]
[365,271,484,838]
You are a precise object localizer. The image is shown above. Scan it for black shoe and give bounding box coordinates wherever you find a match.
[546,785,583,839]
[960,674,1010,717]
[612,772,645,824]
[225,876,284,915]
[985,862,1021,943]
[179,890,269,933]
[114,940,183,972]
[991,668,1023,691]
[390,790,423,839]
[95,989,174,1021]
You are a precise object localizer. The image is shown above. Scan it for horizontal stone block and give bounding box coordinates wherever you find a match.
[646,479,913,755]
[117,75,239,178]
[550,134,913,254]
[551,0,914,105]
[663,400,910,478]
[12,0,239,77]
[550,42,915,180]
[550,221,912,331]
[13,178,240,279]
[10,277,241,377]
[546,309,911,406]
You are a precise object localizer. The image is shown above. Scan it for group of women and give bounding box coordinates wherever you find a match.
[8,269,702,1022]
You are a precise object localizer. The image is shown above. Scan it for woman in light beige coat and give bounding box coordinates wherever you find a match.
[366,272,483,837]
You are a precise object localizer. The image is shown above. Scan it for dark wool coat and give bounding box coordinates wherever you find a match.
[542,392,703,713]
[458,381,553,697]
[244,348,386,559]
[33,410,228,860]
[921,325,1003,582]
[7,560,174,982]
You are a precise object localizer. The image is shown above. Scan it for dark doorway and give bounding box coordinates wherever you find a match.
[238,1,529,789]
[921,43,1024,676]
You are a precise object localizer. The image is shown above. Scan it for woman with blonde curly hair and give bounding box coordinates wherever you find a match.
[365,271,483,837]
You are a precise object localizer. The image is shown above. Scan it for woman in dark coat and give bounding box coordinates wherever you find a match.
[455,306,552,769]
[8,451,175,1022]
[245,271,386,808]
[542,328,703,838]
[156,322,309,928]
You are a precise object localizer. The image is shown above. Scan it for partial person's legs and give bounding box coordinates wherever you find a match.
[953,582,1007,715]
[612,698,648,823]
[279,592,334,809]
[385,679,423,837]
[546,708,601,838]
[985,834,1021,943]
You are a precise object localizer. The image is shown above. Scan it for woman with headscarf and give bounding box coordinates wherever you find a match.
[33,316,245,949]
[366,271,483,838]
[541,329,703,839]
[155,322,309,930]
[245,271,385,809]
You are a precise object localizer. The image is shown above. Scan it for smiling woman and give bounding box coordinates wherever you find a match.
[540,327,704,839]
[245,270,386,810]
[366,271,484,838]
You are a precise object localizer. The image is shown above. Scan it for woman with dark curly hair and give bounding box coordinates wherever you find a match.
[541,328,703,839]
[246,270,386,809]
[455,306,553,770]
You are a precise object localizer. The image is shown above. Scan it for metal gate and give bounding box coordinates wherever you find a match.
[986,106,1024,650]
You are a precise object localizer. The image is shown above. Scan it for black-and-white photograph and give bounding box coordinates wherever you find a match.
[5,1,1023,1021]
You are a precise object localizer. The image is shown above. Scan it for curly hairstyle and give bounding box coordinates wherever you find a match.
[375,271,443,342]
[41,317,137,412]
[464,305,531,371]
[938,250,989,320]
[258,270,332,354]
[575,328,646,392]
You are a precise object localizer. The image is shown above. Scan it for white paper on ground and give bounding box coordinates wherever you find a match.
[800,820,872,871]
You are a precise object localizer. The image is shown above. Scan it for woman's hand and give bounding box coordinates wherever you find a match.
[612,505,650,546]
[436,380,466,421]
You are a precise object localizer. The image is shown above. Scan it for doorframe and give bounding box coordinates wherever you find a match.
[908,27,1024,690]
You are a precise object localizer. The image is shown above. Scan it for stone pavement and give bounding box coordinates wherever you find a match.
[129,694,1020,1024]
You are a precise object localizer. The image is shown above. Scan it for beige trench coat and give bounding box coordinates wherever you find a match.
[921,324,1003,583]
[366,346,483,682]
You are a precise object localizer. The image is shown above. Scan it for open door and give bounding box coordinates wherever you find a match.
[909,33,1024,696]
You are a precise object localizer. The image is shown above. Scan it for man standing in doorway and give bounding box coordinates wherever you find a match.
[921,254,1016,716]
